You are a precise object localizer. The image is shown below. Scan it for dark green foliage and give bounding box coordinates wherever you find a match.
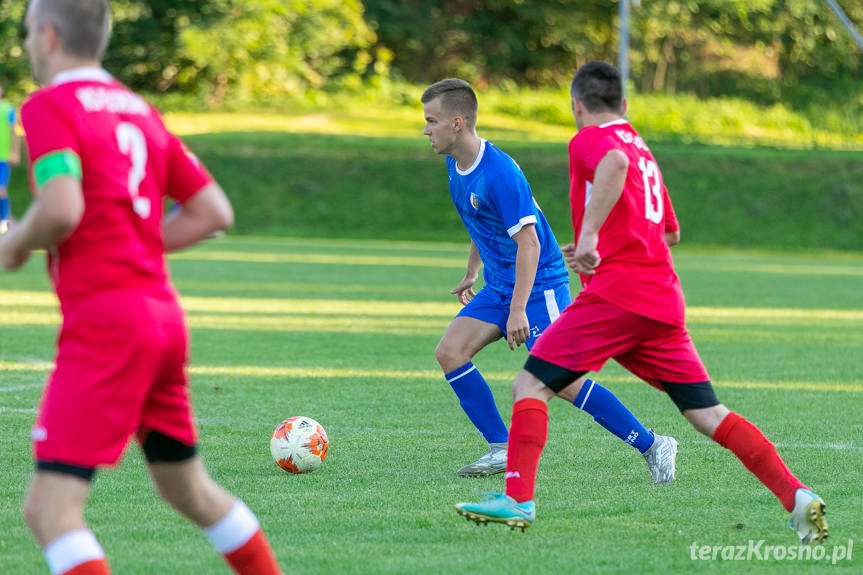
[2,1,861,112]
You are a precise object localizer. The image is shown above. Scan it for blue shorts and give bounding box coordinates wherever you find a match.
[457,282,572,350]
[0,162,9,187]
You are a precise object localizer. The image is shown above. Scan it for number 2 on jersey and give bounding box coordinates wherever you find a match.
[116,122,151,218]
[637,156,662,224]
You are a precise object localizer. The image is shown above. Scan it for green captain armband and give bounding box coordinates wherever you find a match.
[33,149,82,188]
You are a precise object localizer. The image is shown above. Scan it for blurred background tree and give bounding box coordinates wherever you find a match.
[1,0,860,115]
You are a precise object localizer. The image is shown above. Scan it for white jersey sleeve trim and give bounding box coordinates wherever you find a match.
[507,215,538,237]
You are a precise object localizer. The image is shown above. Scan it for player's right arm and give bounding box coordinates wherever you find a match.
[450,239,481,305]
[1,95,85,270]
[0,173,84,270]
[568,148,629,275]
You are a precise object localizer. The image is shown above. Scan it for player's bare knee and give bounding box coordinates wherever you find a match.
[434,339,470,371]
[22,493,59,545]
[22,493,42,535]
[683,404,730,437]
[555,376,589,403]
[512,370,553,402]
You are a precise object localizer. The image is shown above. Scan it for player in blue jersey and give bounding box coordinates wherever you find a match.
[421,78,677,479]
[0,83,21,234]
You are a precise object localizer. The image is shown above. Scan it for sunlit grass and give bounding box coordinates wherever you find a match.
[169,250,467,268]
[3,290,861,323]
[2,239,861,574]
[3,361,860,395]
[163,107,574,144]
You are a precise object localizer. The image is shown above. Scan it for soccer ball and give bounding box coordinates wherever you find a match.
[270,416,329,474]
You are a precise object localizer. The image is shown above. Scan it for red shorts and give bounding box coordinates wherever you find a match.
[530,292,710,389]
[33,290,197,468]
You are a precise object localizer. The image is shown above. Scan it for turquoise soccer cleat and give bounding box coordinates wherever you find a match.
[789,488,828,544]
[455,492,535,531]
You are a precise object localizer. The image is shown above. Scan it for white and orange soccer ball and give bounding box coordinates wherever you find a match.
[270,416,329,474]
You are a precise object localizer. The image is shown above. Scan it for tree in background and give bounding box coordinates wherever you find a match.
[363,0,862,109]
[1,0,381,103]
[178,0,380,104]
[0,0,860,112]
[363,0,617,87]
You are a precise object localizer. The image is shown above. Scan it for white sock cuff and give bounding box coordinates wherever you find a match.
[44,529,105,575]
[204,500,260,554]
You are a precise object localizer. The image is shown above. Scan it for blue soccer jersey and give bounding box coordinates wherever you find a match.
[447,140,569,293]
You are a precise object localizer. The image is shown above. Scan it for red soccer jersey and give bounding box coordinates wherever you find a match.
[568,119,685,327]
[21,68,212,309]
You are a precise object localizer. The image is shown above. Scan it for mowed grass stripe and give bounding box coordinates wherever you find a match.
[2,361,860,394]
[1,238,861,575]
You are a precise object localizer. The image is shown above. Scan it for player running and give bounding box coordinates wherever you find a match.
[455,62,828,545]
[422,78,677,481]
[0,1,283,574]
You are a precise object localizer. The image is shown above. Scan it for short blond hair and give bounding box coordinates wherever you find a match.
[421,78,478,129]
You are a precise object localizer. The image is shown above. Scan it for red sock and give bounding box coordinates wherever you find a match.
[505,398,548,503]
[224,529,283,575]
[712,412,806,511]
[62,560,111,575]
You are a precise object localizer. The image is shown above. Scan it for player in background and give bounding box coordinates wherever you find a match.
[0,1,283,574]
[455,62,828,545]
[422,78,677,481]
[0,82,22,234]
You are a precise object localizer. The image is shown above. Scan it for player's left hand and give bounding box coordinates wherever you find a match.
[506,309,530,350]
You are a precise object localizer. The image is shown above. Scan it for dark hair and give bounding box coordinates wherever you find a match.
[33,0,111,60]
[570,61,623,114]
[421,78,478,129]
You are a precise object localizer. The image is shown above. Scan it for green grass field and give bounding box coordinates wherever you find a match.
[0,236,861,574]
[8,109,863,252]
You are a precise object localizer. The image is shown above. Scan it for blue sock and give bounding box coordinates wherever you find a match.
[0,197,9,220]
[446,362,509,444]
[573,379,655,453]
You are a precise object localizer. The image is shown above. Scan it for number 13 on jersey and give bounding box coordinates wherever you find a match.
[638,156,662,224]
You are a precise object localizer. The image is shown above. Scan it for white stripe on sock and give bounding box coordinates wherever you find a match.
[204,500,260,554]
[44,529,104,575]
[578,379,596,410]
[446,364,477,384]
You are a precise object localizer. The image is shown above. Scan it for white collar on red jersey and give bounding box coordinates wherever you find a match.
[598,118,629,129]
[51,67,113,86]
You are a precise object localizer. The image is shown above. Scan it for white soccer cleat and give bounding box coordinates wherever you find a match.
[457,442,507,477]
[642,433,678,485]
[789,488,828,544]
